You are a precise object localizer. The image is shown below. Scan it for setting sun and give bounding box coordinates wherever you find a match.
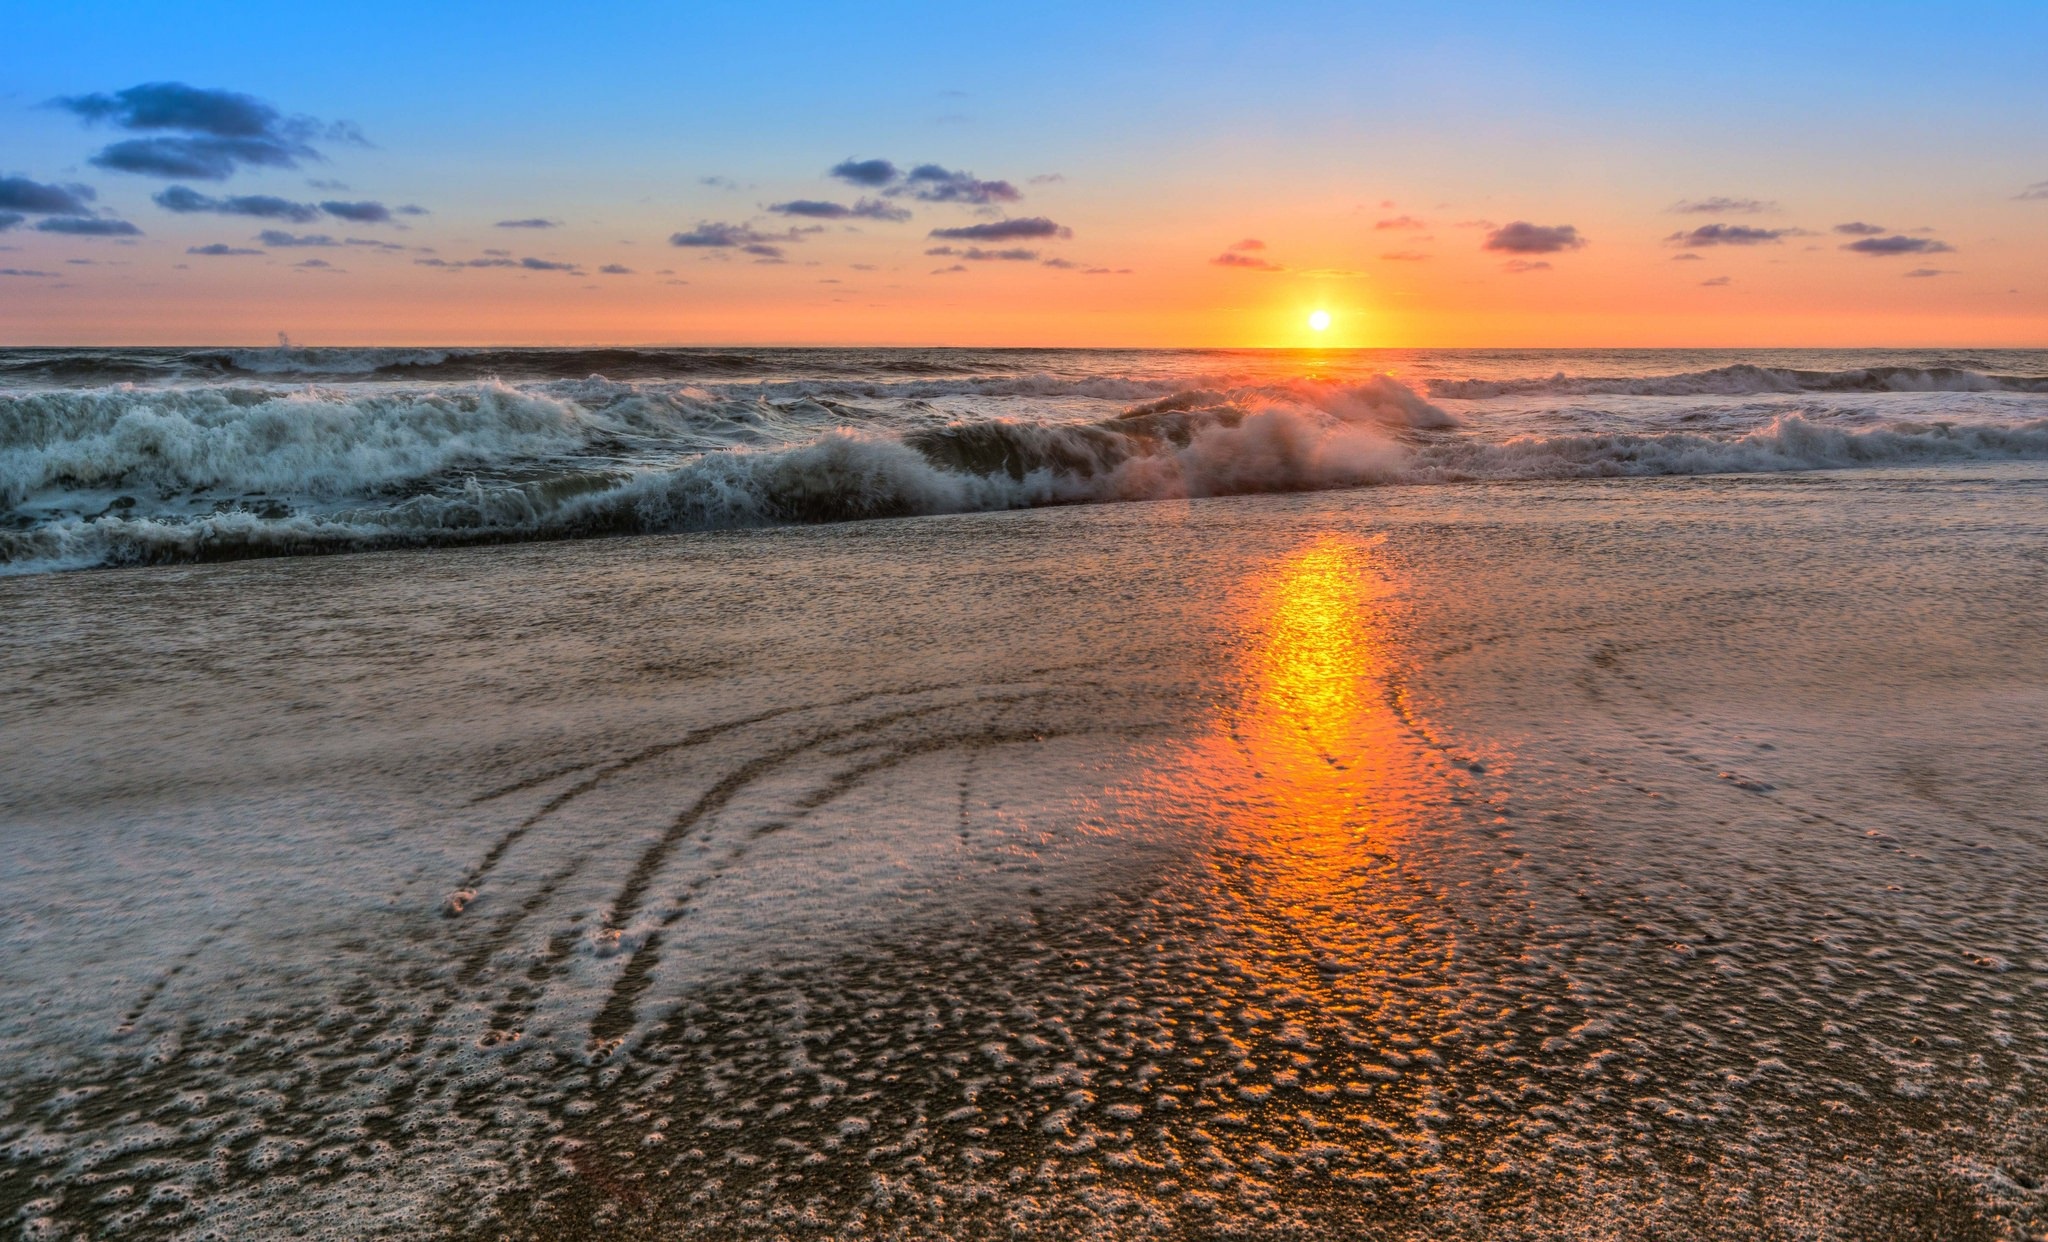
[1308,310,1332,332]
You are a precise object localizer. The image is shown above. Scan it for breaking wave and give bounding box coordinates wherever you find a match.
[1429,363,2048,399]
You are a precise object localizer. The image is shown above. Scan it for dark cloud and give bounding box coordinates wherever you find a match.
[54,82,363,181]
[928,217,1068,242]
[1903,267,1951,278]
[36,217,141,236]
[925,245,1038,261]
[415,255,582,273]
[496,218,559,229]
[2016,181,2048,201]
[187,243,263,256]
[0,176,96,216]
[1501,259,1552,274]
[1831,221,1886,235]
[257,230,337,247]
[599,264,633,275]
[1664,224,1790,247]
[1483,222,1586,254]
[1700,275,1731,287]
[767,197,911,222]
[1373,215,1427,230]
[1670,197,1776,214]
[830,158,899,187]
[153,185,322,222]
[1841,235,1953,256]
[742,243,784,259]
[893,164,1019,205]
[1212,252,1282,271]
[669,221,794,248]
[321,200,394,224]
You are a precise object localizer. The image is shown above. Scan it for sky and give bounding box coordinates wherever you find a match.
[2,0,2045,348]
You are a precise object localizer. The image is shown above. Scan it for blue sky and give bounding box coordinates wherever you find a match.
[3,1,2044,344]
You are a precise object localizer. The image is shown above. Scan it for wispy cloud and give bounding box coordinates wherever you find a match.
[599,264,632,275]
[928,217,1068,241]
[2015,180,2048,201]
[892,164,1019,205]
[1483,222,1586,254]
[154,185,321,222]
[495,218,560,229]
[53,82,365,180]
[320,200,397,224]
[35,217,141,236]
[1700,275,1731,286]
[1831,221,1887,236]
[187,243,263,255]
[767,198,911,222]
[1903,267,1952,277]
[1664,224,1793,246]
[1374,215,1427,230]
[416,255,583,273]
[1212,251,1283,271]
[1500,258,1552,273]
[1670,197,1777,214]
[1379,250,1430,262]
[925,245,1038,261]
[1841,234,1954,256]
[668,221,810,254]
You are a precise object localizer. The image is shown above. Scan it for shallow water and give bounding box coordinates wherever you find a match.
[2,466,2046,1238]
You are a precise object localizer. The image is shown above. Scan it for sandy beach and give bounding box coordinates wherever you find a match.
[5,464,2046,1238]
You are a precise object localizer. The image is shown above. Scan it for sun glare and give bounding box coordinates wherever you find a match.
[1308,310,1332,332]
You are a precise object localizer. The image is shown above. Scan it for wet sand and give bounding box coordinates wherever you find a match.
[3,466,2047,1239]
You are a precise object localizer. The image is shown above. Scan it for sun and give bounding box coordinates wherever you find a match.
[1308,309,1332,332]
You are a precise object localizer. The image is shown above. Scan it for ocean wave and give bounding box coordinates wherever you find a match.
[1428,363,2048,399]
[6,398,2046,573]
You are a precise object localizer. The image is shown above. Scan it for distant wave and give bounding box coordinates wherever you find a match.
[1429,363,2048,399]
[4,362,2046,573]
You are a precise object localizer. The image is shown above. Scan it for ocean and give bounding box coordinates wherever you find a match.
[4,345,2046,573]
[2,347,2047,1239]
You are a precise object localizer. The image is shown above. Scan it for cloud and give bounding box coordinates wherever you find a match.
[1379,250,1430,262]
[1841,235,1953,256]
[36,217,141,236]
[1374,215,1427,230]
[1483,222,1586,254]
[1227,238,1265,251]
[1500,259,1552,273]
[1903,267,1951,277]
[1041,257,1079,269]
[1831,221,1887,236]
[55,82,364,181]
[0,176,97,216]
[830,158,899,187]
[1670,197,1776,214]
[153,185,322,222]
[1671,252,1703,261]
[2015,181,2048,201]
[496,217,559,229]
[187,243,263,255]
[1212,252,1283,271]
[767,197,911,222]
[306,179,348,191]
[1083,267,1133,275]
[396,205,428,216]
[0,268,57,277]
[599,264,633,275]
[320,200,394,224]
[928,216,1068,242]
[1700,275,1731,286]
[0,214,21,232]
[668,221,807,250]
[892,164,1020,205]
[1029,173,1065,184]
[931,263,968,274]
[294,258,331,268]
[925,245,1038,261]
[257,229,337,247]
[1664,224,1790,246]
[415,255,583,273]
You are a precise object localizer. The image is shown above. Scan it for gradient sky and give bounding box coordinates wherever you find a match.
[3,0,2045,347]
